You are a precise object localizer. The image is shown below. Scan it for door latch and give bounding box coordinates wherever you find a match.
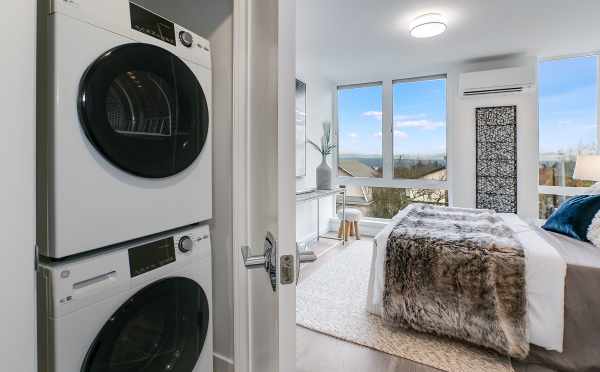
[280,255,295,285]
[241,232,277,291]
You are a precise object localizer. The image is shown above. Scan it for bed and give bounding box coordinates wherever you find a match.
[525,227,600,371]
[367,204,600,371]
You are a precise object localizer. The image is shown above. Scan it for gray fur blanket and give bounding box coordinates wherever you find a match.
[383,204,528,359]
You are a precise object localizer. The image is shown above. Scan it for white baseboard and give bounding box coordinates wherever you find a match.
[214,352,234,372]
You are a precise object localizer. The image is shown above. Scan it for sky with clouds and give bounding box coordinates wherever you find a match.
[338,56,598,158]
[539,56,598,155]
[338,79,446,158]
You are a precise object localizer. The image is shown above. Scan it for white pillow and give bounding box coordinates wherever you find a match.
[588,210,600,248]
[589,182,600,195]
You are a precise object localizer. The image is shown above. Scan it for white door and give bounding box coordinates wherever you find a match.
[232,0,297,371]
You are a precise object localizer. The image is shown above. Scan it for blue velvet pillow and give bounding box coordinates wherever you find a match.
[542,194,600,241]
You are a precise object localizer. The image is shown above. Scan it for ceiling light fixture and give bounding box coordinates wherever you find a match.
[409,13,447,38]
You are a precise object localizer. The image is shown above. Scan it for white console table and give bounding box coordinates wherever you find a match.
[296,188,346,245]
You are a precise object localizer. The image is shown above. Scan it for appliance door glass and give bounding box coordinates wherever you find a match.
[79,43,209,178]
[81,277,210,372]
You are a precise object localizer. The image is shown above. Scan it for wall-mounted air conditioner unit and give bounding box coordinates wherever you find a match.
[459,66,535,97]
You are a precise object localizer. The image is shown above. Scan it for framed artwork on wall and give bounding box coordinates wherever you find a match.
[475,105,518,213]
[296,79,307,177]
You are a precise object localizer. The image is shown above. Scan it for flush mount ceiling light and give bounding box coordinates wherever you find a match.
[409,13,447,38]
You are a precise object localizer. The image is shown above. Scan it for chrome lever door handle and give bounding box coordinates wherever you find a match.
[296,244,318,284]
[241,245,267,269]
[298,251,317,263]
[240,232,277,291]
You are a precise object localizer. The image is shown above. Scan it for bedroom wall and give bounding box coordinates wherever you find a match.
[451,55,539,220]
[135,1,234,371]
[295,71,337,243]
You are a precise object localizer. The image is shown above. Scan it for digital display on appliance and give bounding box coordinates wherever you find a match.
[128,237,176,277]
[129,3,176,46]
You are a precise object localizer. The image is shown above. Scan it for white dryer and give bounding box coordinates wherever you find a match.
[38,0,212,258]
[38,224,213,372]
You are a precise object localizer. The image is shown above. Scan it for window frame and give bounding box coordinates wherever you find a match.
[537,53,600,217]
[391,74,448,183]
[334,75,449,212]
[335,81,384,179]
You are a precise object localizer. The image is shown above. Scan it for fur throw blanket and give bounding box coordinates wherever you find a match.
[383,204,528,359]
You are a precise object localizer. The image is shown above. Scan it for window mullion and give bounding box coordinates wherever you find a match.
[382,80,394,180]
[597,55,600,154]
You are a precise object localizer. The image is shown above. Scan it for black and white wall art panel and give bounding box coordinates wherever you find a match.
[475,106,518,213]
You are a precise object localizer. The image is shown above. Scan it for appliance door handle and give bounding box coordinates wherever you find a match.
[73,271,117,291]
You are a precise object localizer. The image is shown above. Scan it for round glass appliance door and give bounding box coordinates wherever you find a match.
[78,43,209,178]
[81,277,210,372]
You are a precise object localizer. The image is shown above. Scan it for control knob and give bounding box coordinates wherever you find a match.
[178,236,194,253]
[179,31,193,48]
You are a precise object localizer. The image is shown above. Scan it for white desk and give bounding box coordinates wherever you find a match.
[296,188,346,245]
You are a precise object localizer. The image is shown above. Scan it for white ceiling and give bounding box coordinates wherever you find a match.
[296,0,600,83]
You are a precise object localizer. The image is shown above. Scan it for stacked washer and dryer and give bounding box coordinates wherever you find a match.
[37,1,213,371]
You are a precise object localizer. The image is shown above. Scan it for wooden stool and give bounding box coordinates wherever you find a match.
[337,208,362,241]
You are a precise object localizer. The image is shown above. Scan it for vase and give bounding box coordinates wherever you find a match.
[316,156,332,190]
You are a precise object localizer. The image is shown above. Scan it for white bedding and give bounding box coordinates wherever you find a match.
[366,207,567,352]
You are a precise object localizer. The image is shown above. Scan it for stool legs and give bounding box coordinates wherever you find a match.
[338,220,361,241]
[344,221,350,241]
[354,221,360,240]
[337,221,345,238]
[339,221,349,240]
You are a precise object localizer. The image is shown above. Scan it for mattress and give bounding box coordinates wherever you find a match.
[525,228,600,372]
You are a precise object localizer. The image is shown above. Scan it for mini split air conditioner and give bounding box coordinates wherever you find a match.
[459,66,535,97]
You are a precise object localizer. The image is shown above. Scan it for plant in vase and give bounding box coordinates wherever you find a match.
[308,121,336,190]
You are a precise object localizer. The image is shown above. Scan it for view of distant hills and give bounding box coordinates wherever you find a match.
[338,154,447,180]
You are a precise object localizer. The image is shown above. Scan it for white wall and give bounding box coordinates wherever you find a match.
[0,1,37,371]
[452,56,539,220]
[135,2,234,371]
[295,72,336,243]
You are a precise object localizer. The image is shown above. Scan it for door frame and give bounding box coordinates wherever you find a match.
[232,0,296,371]
[232,0,250,370]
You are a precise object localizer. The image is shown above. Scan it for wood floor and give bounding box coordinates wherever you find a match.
[295,235,555,372]
[297,326,442,372]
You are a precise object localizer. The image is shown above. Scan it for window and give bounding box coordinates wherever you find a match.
[393,77,447,180]
[337,83,383,178]
[336,76,448,220]
[337,187,448,219]
[538,55,599,218]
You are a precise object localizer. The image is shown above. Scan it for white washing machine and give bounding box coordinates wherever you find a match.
[38,224,213,372]
[38,0,212,258]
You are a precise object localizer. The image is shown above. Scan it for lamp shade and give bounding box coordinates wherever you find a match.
[573,155,600,181]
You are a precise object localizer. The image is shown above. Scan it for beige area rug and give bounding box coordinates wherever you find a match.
[296,239,514,372]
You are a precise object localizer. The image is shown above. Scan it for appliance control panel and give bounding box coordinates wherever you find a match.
[127,227,210,277]
[128,237,176,277]
[129,3,176,46]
